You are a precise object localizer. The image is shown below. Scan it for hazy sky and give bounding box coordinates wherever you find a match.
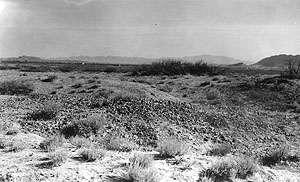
[1,0,300,62]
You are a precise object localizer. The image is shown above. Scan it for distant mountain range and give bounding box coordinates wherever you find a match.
[1,55,245,65]
[254,54,300,67]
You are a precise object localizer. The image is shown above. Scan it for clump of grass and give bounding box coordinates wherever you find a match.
[235,156,258,179]
[69,136,91,149]
[78,146,105,162]
[40,134,65,152]
[28,102,61,121]
[7,140,26,152]
[47,148,69,167]
[206,89,221,100]
[101,136,137,152]
[0,80,34,95]
[261,146,299,166]
[126,166,159,182]
[124,153,158,182]
[157,139,189,158]
[208,143,231,156]
[199,156,257,181]
[61,114,107,138]
[129,153,154,169]
[5,123,20,135]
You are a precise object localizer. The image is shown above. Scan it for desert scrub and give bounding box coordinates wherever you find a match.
[61,114,107,138]
[47,148,69,167]
[40,134,65,152]
[206,89,221,100]
[78,146,105,162]
[101,136,138,152]
[157,139,189,158]
[199,156,257,181]
[261,146,299,166]
[208,143,231,156]
[124,153,158,182]
[69,136,91,149]
[0,80,34,95]
[28,101,61,121]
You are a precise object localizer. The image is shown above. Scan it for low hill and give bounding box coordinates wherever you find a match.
[255,54,300,68]
[52,55,244,65]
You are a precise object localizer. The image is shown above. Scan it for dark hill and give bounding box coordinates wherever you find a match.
[255,54,300,67]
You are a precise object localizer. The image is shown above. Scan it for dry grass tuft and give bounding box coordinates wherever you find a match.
[40,134,65,152]
[199,156,258,181]
[69,135,91,149]
[47,148,69,167]
[157,139,189,158]
[208,143,231,156]
[101,136,137,152]
[78,146,105,162]
[124,153,158,182]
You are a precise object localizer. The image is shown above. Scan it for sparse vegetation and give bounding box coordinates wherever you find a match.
[157,139,189,158]
[28,102,61,121]
[0,80,34,95]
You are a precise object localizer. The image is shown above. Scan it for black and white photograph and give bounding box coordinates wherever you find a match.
[0,0,300,181]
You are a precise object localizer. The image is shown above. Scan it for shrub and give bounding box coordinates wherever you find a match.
[157,139,189,158]
[78,147,105,162]
[261,146,299,166]
[28,102,61,121]
[69,136,91,149]
[0,80,33,95]
[206,89,221,100]
[40,135,65,152]
[61,114,106,138]
[203,113,228,128]
[47,148,69,167]
[208,144,231,156]
[101,136,137,152]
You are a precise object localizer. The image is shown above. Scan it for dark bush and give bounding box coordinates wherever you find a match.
[28,102,61,121]
[0,80,34,95]
[131,59,224,76]
[61,114,106,138]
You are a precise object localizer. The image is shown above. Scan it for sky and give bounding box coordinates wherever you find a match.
[0,0,300,62]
